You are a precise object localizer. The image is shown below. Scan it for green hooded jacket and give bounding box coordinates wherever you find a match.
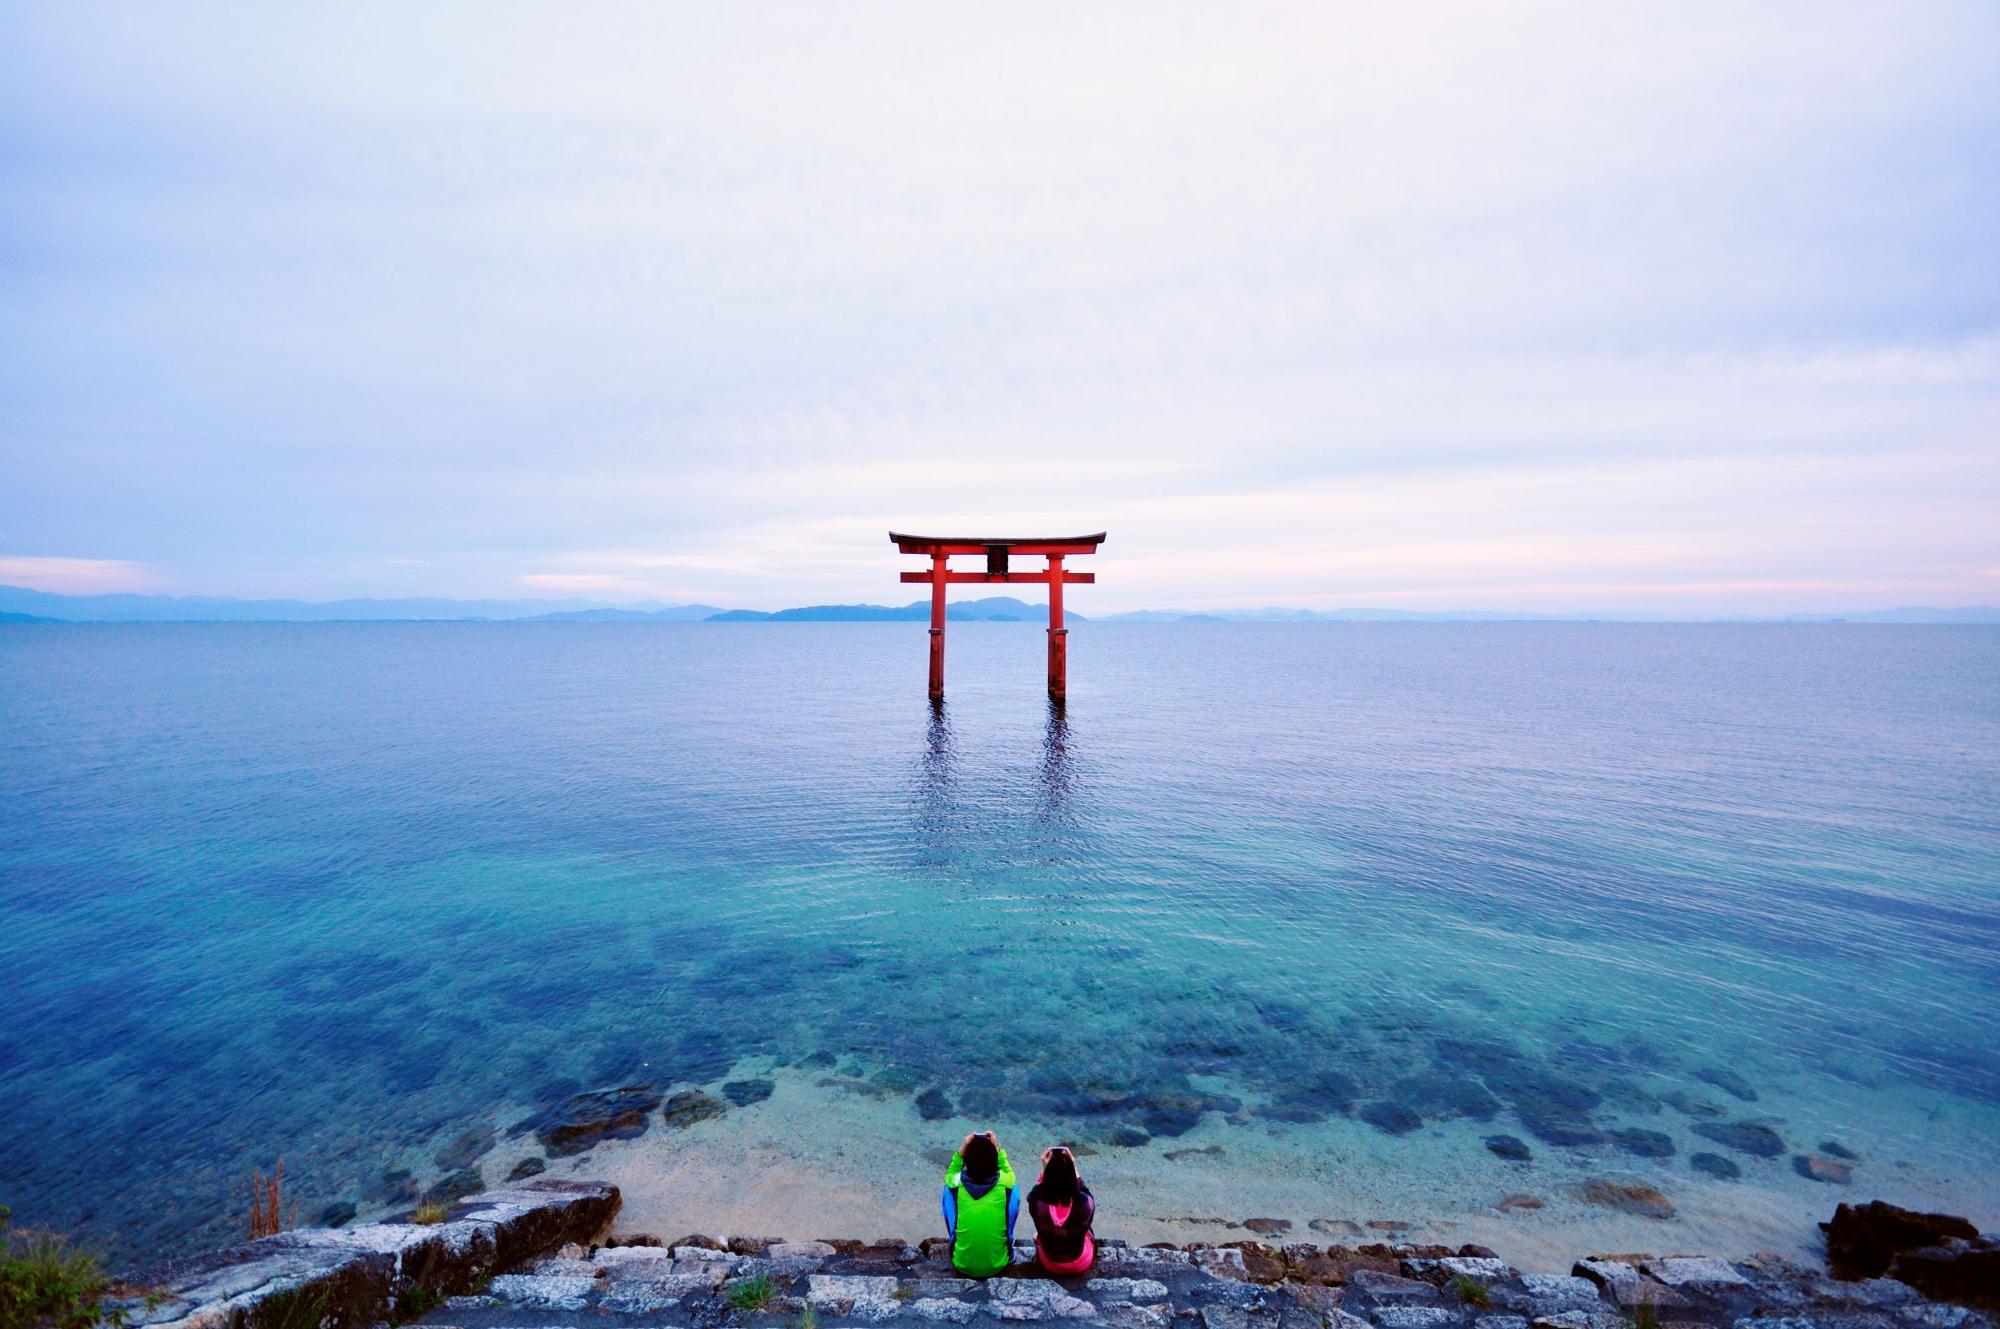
[942,1147,1018,1277]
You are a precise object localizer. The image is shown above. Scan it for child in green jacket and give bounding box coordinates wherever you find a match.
[941,1130,1019,1276]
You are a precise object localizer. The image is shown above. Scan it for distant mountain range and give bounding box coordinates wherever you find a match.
[2,584,1995,625]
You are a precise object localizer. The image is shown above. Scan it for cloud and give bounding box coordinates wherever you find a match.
[0,3,1995,611]
[0,557,162,594]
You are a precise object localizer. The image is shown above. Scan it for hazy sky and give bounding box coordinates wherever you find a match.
[3,2,1996,612]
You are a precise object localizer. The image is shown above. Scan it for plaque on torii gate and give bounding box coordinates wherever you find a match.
[890,531,1106,699]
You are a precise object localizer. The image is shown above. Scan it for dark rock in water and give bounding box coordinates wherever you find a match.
[1259,1069,1358,1122]
[874,1065,923,1093]
[1823,1200,1980,1279]
[1484,1134,1533,1161]
[507,1157,547,1181]
[1611,1128,1676,1158]
[435,1124,496,1171]
[316,1201,357,1228]
[1692,1120,1785,1158]
[1164,1145,1224,1161]
[722,1078,775,1106]
[365,1167,416,1204]
[1518,1111,1608,1147]
[800,1050,838,1069]
[1244,1218,1292,1236]
[1494,1193,1544,1212]
[1138,1088,1241,1138]
[1394,1071,1500,1121]
[1890,1244,2000,1309]
[1577,1178,1675,1219]
[531,1085,664,1155]
[1794,1153,1854,1184]
[1696,1067,1759,1102]
[426,1166,485,1204]
[1109,1126,1151,1147]
[915,1087,953,1120]
[1690,1152,1741,1180]
[1358,1102,1422,1136]
[1821,1139,1859,1161]
[661,1089,728,1129]
[1660,1090,1724,1117]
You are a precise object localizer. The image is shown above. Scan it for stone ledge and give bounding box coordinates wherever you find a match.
[103,1180,618,1329]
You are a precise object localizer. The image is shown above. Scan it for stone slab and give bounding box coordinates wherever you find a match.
[1645,1258,1749,1289]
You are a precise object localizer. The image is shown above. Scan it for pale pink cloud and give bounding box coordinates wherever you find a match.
[0,557,162,594]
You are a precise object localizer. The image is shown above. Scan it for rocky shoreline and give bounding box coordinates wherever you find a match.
[104,1183,1997,1329]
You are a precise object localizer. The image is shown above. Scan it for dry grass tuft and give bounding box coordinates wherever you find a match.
[248,1159,297,1240]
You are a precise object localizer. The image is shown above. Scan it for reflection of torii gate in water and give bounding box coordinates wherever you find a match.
[891,531,1106,700]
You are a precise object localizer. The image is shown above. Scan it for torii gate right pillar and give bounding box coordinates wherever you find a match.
[1047,553,1068,698]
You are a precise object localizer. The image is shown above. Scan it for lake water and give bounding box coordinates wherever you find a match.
[2,622,1997,1269]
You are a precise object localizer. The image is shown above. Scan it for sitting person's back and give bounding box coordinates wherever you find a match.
[941,1131,1018,1277]
[1027,1146,1094,1275]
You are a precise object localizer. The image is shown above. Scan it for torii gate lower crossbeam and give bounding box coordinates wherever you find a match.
[890,532,1106,698]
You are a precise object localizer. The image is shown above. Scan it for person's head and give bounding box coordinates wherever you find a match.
[961,1131,999,1183]
[1039,1145,1079,1201]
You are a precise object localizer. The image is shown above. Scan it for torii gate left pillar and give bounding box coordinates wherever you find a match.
[891,532,1106,699]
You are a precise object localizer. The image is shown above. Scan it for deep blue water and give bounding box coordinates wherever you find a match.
[2,622,1997,1264]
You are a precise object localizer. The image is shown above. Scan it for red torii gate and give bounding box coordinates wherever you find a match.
[891,531,1106,699]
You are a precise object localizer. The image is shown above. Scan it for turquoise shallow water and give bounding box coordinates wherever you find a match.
[2,622,1998,1264]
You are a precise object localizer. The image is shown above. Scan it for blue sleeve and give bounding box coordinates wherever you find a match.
[1006,1186,1021,1241]
[941,1185,956,1240]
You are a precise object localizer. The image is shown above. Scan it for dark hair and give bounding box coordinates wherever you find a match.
[961,1134,998,1182]
[1039,1146,1079,1202]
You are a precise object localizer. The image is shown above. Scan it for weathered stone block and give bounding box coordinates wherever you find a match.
[1645,1258,1749,1289]
[807,1273,902,1320]
[991,1279,1102,1320]
[487,1273,597,1309]
[1089,1279,1172,1303]
[1374,1308,1460,1329]
[911,1297,981,1322]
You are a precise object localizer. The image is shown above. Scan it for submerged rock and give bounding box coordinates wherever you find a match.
[721,1078,775,1106]
[315,1201,357,1228]
[1165,1145,1225,1161]
[1821,1139,1860,1161]
[1610,1128,1675,1159]
[1659,1090,1723,1118]
[661,1089,729,1129]
[915,1087,953,1120]
[1794,1153,1853,1184]
[435,1124,497,1171]
[531,1085,665,1155]
[1485,1135,1533,1162]
[1695,1067,1759,1102]
[1244,1218,1292,1236]
[1576,1179,1675,1219]
[1495,1194,1545,1212]
[1518,1112,1608,1147]
[426,1165,485,1205]
[508,1156,548,1181]
[1359,1102,1423,1136]
[1110,1126,1151,1147]
[1692,1120,1785,1158]
[1690,1152,1741,1180]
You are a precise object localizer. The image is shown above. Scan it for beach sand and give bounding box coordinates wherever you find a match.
[471,1066,2000,1273]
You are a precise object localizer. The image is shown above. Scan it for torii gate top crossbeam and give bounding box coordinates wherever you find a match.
[889,532,1106,556]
